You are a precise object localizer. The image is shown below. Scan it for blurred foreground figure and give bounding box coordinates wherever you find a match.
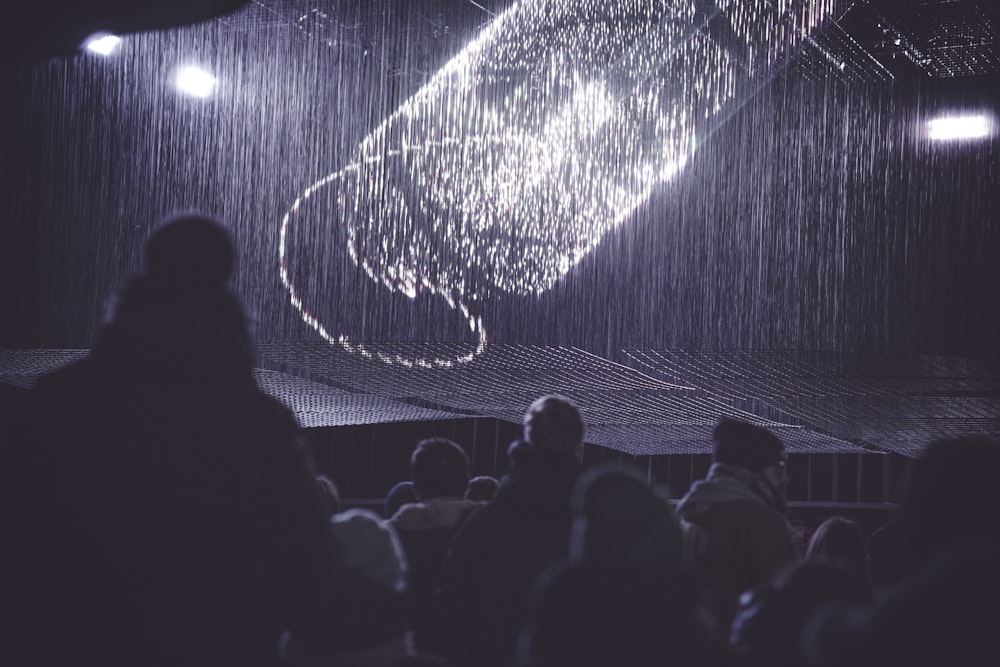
[433,394,585,667]
[518,464,719,667]
[676,417,797,628]
[4,214,337,667]
[807,437,1000,667]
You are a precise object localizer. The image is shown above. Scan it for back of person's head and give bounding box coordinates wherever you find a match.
[410,438,470,501]
[807,516,869,584]
[97,212,252,375]
[903,436,1000,563]
[145,213,234,291]
[569,463,682,569]
[330,508,408,594]
[384,481,417,519]
[712,417,785,473]
[466,475,499,501]
[523,394,584,461]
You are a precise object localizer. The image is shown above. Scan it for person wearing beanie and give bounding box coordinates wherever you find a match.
[5,213,338,667]
[433,395,586,667]
[675,417,797,630]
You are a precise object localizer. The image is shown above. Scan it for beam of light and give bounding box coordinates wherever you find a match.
[280,0,843,367]
[927,115,993,141]
[175,66,216,98]
[83,34,121,56]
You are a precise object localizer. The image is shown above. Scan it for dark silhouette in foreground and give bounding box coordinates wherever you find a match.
[4,214,337,667]
[807,436,1000,667]
[433,395,585,667]
[518,463,720,667]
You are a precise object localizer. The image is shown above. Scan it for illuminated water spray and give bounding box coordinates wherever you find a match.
[280,0,843,366]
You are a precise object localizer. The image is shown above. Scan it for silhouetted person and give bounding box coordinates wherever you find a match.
[730,560,871,667]
[387,438,483,653]
[676,417,797,629]
[806,517,869,589]
[465,474,499,501]
[4,214,337,667]
[433,395,585,667]
[518,464,717,667]
[805,437,1000,667]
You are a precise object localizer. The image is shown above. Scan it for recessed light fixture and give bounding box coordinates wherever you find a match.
[83,34,121,56]
[927,114,992,141]
[175,66,216,98]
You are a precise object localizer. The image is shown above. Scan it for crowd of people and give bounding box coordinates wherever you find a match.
[3,213,998,667]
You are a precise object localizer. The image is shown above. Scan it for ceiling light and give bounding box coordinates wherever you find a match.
[83,34,121,56]
[927,115,992,141]
[175,66,216,98]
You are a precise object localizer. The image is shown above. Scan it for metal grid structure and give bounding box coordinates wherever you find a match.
[875,0,1000,77]
[252,368,463,427]
[5,345,990,456]
[623,349,1000,457]
[0,350,89,389]
[257,342,863,455]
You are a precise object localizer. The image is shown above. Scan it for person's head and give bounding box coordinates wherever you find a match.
[97,212,252,374]
[523,394,585,462]
[713,417,789,503]
[383,481,417,519]
[903,436,1000,563]
[807,516,868,583]
[330,508,408,594]
[145,213,234,291]
[466,475,499,501]
[315,509,411,657]
[410,437,470,501]
[569,463,682,569]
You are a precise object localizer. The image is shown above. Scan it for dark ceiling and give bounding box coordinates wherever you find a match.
[1,1,998,456]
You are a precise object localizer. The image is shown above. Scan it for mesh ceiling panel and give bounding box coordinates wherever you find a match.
[881,0,1000,77]
[255,342,864,455]
[0,345,902,455]
[0,349,89,388]
[252,368,463,427]
[623,350,1000,457]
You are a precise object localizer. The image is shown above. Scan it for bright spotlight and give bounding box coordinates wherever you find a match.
[927,115,992,141]
[175,66,216,98]
[83,34,121,56]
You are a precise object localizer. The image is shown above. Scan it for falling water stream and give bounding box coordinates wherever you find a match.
[1,0,998,366]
